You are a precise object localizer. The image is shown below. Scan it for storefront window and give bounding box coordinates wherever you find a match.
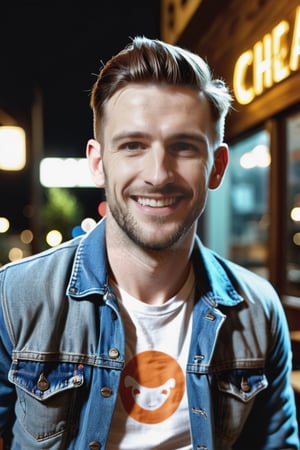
[206,129,270,278]
[286,113,300,294]
[229,130,270,276]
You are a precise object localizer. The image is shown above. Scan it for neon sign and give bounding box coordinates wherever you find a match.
[233,6,300,104]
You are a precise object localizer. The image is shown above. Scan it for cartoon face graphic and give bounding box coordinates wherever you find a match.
[124,375,176,411]
[119,350,185,424]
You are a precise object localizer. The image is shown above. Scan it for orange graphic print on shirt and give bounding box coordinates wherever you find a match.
[119,350,185,424]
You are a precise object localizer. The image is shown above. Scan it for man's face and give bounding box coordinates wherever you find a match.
[88,84,228,250]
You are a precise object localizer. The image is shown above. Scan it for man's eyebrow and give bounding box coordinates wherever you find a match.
[170,133,209,146]
[172,132,206,140]
[111,131,151,145]
[111,131,209,148]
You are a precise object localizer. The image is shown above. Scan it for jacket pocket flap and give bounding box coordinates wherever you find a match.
[217,368,268,402]
[8,359,84,401]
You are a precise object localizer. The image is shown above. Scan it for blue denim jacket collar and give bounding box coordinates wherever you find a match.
[66,218,108,298]
[66,218,243,308]
[192,235,244,307]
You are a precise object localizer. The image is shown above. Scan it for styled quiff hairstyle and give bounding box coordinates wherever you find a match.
[90,36,232,146]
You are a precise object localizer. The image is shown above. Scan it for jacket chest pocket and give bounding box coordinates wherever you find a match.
[9,359,85,443]
[216,368,268,402]
[213,368,268,446]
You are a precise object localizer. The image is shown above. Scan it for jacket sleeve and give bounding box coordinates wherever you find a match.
[0,269,16,446]
[233,290,299,450]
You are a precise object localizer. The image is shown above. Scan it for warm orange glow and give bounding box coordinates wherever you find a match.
[233,6,300,104]
[0,126,26,170]
[233,51,254,105]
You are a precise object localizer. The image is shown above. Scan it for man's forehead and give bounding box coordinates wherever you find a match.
[105,82,208,111]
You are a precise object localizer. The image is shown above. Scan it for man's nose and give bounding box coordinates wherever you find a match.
[143,145,175,187]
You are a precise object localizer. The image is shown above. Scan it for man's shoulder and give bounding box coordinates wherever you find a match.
[0,236,82,285]
[225,257,277,297]
[216,254,284,321]
[197,243,281,310]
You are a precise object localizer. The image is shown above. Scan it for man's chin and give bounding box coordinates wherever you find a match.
[126,226,190,251]
[107,208,194,250]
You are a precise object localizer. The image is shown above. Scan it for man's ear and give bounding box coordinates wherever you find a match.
[209,144,229,190]
[86,139,105,187]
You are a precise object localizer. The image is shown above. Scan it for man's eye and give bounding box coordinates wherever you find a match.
[121,142,146,151]
[170,142,198,153]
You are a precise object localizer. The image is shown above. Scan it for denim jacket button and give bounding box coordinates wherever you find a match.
[88,441,101,449]
[37,373,49,391]
[109,348,119,359]
[100,386,112,397]
[241,377,251,392]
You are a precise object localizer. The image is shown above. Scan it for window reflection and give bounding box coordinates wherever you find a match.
[206,129,270,278]
[286,113,300,293]
[229,130,270,278]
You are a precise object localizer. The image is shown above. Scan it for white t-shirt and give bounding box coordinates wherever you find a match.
[107,268,195,450]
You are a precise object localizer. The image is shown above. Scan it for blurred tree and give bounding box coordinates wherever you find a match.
[42,187,84,241]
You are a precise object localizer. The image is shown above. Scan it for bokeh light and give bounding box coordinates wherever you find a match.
[71,225,85,238]
[81,217,97,232]
[8,247,23,262]
[98,201,107,217]
[0,126,26,170]
[293,232,300,246]
[0,217,10,233]
[20,229,33,244]
[46,230,63,247]
[291,207,300,222]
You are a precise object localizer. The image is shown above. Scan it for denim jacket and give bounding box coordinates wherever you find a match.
[0,219,299,450]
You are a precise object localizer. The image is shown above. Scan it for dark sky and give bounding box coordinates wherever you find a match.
[1,0,161,154]
[0,1,161,230]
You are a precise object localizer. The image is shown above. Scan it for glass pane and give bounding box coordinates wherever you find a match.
[229,130,270,277]
[286,113,300,294]
[206,129,270,279]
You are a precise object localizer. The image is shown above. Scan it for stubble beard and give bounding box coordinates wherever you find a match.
[105,189,204,252]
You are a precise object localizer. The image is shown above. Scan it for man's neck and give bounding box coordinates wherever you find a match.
[105,220,196,306]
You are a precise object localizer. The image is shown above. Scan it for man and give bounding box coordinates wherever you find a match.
[0,36,299,450]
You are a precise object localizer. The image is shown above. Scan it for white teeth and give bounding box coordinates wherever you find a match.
[137,197,176,207]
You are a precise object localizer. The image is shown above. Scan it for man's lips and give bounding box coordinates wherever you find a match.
[135,196,178,208]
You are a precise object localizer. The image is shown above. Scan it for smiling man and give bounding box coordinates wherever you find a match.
[88,84,226,252]
[0,37,299,450]
[87,82,228,306]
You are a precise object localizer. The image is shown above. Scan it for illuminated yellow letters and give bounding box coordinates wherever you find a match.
[233,5,300,104]
[290,6,300,71]
[253,34,273,95]
[272,20,290,83]
[233,50,255,105]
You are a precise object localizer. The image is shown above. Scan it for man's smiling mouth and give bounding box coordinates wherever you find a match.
[136,197,177,208]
